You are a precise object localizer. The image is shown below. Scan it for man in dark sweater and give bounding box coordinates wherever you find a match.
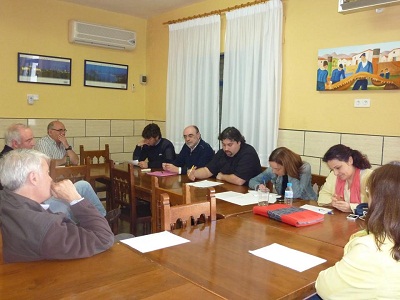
[133,123,175,168]
[162,125,214,174]
[0,149,114,263]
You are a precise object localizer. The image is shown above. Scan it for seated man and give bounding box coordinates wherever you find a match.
[2,123,106,219]
[133,123,176,168]
[162,125,214,174]
[35,120,79,166]
[0,149,114,263]
[188,127,261,186]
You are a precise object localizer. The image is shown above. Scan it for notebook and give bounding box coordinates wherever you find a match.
[253,204,324,227]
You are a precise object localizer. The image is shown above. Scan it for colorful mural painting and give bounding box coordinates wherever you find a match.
[316,41,400,91]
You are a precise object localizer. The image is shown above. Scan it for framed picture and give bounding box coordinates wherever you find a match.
[316,40,400,91]
[18,53,71,86]
[84,60,128,90]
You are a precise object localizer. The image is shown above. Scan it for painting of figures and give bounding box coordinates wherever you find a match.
[316,41,400,91]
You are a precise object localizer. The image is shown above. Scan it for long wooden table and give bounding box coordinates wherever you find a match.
[143,215,346,299]
[0,237,221,299]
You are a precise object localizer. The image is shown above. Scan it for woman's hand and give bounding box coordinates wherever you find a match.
[331,194,352,212]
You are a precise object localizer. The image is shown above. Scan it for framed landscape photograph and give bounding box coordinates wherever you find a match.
[18,53,71,86]
[84,60,128,90]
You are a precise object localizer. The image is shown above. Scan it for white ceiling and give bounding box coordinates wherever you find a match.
[57,0,206,19]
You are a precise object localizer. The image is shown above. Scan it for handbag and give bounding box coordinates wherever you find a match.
[354,203,368,217]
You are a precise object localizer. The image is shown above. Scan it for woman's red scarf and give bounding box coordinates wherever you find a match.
[335,168,361,204]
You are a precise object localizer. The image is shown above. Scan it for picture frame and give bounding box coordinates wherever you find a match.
[18,53,71,86]
[84,60,128,90]
[316,41,400,91]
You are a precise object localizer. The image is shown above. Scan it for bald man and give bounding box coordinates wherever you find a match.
[163,125,214,175]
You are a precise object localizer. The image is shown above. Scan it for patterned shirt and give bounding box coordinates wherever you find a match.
[35,135,66,159]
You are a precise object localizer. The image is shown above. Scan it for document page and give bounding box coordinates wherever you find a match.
[121,231,190,253]
[186,180,224,188]
[216,191,279,206]
[249,243,326,272]
[300,204,333,214]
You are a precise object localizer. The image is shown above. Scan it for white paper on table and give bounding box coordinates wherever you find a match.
[126,159,139,166]
[120,231,190,253]
[249,243,326,272]
[300,204,332,215]
[247,190,280,204]
[186,180,224,188]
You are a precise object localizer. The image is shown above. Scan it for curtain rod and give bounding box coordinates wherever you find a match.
[163,0,270,25]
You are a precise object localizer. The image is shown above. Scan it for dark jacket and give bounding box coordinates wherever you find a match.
[133,138,176,168]
[0,189,114,263]
[173,139,214,174]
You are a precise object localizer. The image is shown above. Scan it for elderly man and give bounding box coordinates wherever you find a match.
[188,127,261,186]
[35,120,79,166]
[133,123,175,168]
[162,125,214,174]
[2,123,106,219]
[0,149,114,263]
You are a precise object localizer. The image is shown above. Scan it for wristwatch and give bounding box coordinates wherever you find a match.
[65,146,72,151]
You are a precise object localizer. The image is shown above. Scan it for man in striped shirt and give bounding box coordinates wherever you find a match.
[35,120,79,166]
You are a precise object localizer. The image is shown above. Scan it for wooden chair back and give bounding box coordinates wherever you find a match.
[110,160,151,235]
[311,174,327,194]
[160,188,217,231]
[80,144,110,165]
[49,159,89,183]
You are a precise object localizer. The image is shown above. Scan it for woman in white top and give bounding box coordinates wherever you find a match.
[318,144,372,212]
[316,162,400,299]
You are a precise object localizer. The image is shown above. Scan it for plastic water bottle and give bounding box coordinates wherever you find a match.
[284,182,293,206]
[65,155,71,167]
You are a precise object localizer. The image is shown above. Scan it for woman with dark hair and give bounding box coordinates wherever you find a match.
[318,144,372,212]
[315,162,400,298]
[249,147,317,200]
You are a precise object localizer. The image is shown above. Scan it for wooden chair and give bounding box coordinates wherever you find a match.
[80,144,111,210]
[160,188,217,231]
[311,174,327,194]
[49,159,89,183]
[110,160,151,235]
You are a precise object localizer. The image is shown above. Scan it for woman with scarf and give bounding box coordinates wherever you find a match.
[318,144,372,212]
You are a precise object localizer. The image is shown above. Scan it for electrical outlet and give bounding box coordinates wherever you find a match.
[354,99,370,108]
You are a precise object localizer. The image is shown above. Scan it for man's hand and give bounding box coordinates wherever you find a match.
[163,163,178,173]
[58,135,70,149]
[51,180,82,203]
[138,161,148,169]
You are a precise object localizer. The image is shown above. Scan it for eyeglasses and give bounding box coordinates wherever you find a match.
[51,129,67,133]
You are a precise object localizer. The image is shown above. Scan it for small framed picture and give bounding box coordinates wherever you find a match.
[18,53,71,86]
[84,60,128,90]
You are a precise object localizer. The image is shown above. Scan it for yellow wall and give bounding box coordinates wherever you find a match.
[0,0,147,119]
[147,0,400,136]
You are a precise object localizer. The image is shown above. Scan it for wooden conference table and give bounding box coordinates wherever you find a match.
[143,209,361,300]
[0,236,221,299]
[0,201,362,299]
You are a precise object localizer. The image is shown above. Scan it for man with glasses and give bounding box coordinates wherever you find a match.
[35,120,79,166]
[162,125,214,174]
[1,123,106,220]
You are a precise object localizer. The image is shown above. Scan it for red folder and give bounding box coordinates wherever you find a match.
[253,204,324,227]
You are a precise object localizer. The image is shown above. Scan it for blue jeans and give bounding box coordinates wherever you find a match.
[45,180,106,221]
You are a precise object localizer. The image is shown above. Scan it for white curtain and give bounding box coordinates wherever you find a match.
[221,0,283,166]
[166,16,221,151]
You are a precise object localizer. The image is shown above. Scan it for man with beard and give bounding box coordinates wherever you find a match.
[187,127,261,186]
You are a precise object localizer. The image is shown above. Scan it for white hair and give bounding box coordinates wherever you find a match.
[4,123,29,146]
[0,149,49,191]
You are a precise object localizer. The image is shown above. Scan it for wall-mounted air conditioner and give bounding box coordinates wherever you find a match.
[338,0,400,14]
[68,20,136,51]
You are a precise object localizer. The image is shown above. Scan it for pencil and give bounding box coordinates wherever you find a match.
[189,165,195,175]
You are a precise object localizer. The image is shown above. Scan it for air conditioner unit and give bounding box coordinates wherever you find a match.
[68,20,136,51]
[338,0,400,14]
